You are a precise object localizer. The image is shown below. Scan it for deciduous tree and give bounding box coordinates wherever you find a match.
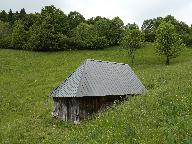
[68,11,85,34]
[125,23,139,31]
[121,28,144,65]
[73,23,107,49]
[109,17,124,45]
[41,5,69,34]
[0,21,12,48]
[141,17,163,42]
[11,20,27,49]
[27,5,69,51]
[155,21,184,65]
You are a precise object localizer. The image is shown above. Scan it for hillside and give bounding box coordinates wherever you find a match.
[0,44,192,143]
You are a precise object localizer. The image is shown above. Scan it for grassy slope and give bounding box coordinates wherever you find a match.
[0,44,192,143]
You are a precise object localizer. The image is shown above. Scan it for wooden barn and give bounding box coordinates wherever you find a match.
[49,59,146,122]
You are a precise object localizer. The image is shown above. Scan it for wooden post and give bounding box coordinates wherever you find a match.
[61,98,68,121]
[52,97,59,117]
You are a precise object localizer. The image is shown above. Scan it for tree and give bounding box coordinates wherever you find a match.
[164,15,190,35]
[14,11,19,21]
[121,28,144,65]
[125,23,139,31]
[68,11,85,34]
[141,17,163,42]
[155,21,184,65]
[19,8,26,20]
[0,10,7,22]
[87,16,103,25]
[93,18,111,46]
[41,5,69,35]
[73,23,108,49]
[73,23,98,49]
[11,20,28,49]
[7,9,14,26]
[109,17,124,45]
[22,13,38,30]
[0,21,12,48]
[92,16,124,46]
[27,5,70,51]
[182,33,192,47]
[27,22,67,51]
[142,19,156,42]
[142,15,191,45]
[20,8,26,15]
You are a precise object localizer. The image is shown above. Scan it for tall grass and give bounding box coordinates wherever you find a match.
[0,44,192,143]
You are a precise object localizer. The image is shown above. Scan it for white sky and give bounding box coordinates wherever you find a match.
[1,0,192,26]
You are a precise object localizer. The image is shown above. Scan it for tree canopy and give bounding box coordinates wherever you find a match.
[142,15,191,47]
[0,6,191,53]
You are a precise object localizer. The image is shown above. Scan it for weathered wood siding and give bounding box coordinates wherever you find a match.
[52,96,127,122]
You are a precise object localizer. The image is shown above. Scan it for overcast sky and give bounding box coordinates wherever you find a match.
[1,0,192,26]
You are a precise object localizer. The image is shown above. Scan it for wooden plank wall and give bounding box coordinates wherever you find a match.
[52,96,127,122]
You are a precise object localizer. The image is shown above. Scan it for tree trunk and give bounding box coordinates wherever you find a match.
[166,56,170,65]
[131,53,135,65]
[130,49,135,65]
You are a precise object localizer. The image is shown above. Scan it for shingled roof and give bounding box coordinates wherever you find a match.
[50,59,146,97]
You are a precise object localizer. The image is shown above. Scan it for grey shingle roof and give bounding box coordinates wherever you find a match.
[50,59,146,97]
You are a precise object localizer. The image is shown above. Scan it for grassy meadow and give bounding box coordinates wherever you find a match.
[0,43,192,143]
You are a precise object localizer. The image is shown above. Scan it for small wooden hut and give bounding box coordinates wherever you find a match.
[49,59,146,122]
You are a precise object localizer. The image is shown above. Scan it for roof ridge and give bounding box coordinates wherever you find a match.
[87,59,128,65]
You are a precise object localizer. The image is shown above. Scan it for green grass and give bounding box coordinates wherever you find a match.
[0,44,192,143]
